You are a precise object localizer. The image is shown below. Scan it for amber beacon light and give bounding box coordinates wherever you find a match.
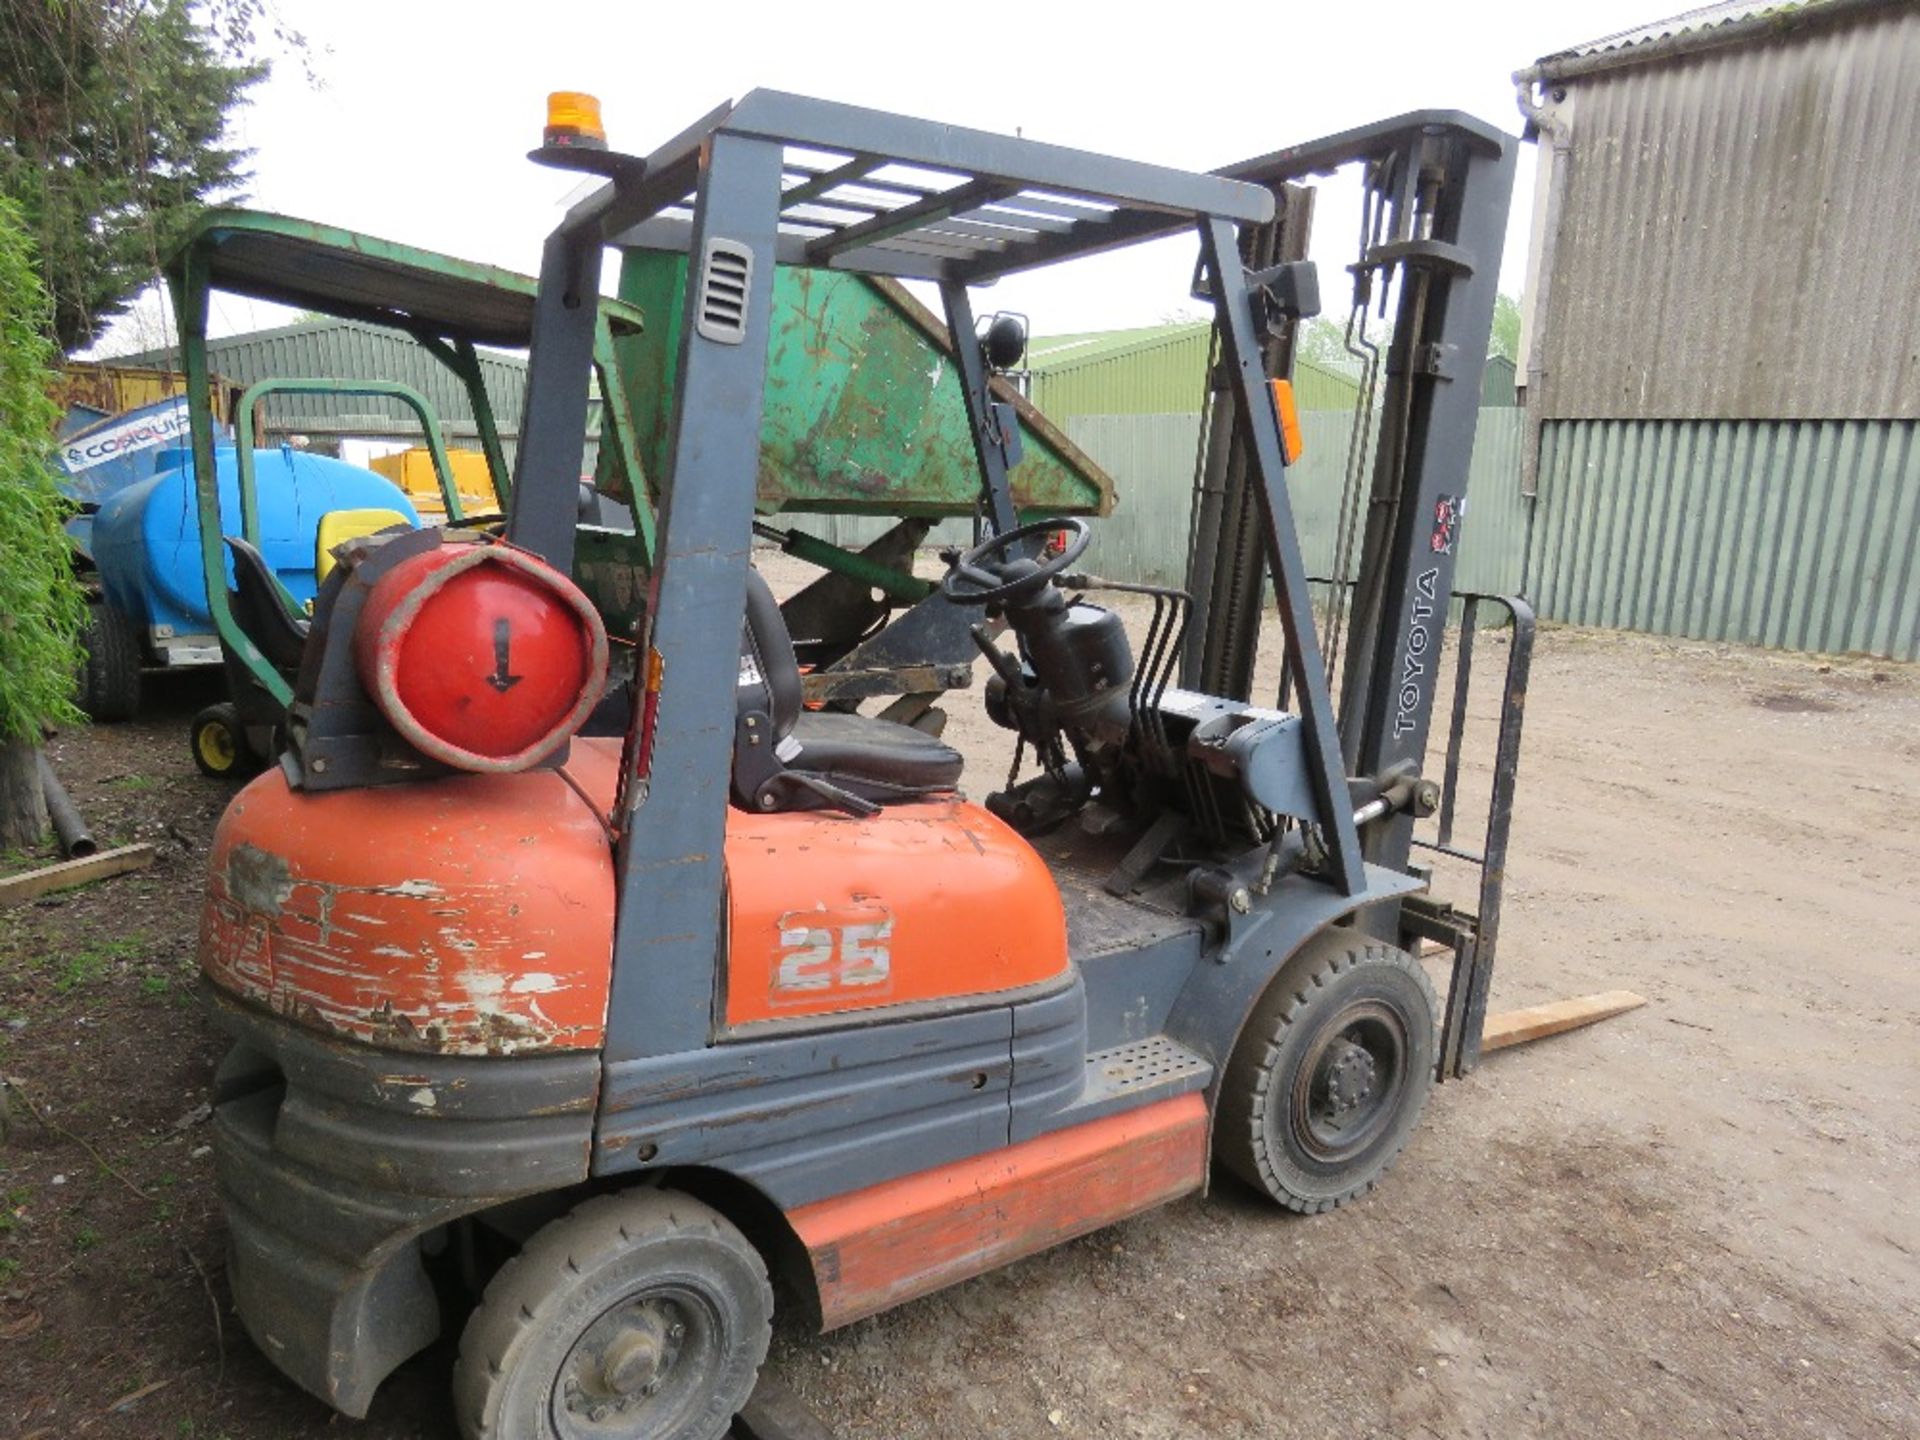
[354,542,609,773]
[544,91,607,150]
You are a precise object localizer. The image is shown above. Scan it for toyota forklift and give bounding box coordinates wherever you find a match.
[196,91,1522,1439]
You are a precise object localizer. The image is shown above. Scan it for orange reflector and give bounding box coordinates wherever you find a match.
[544,91,606,148]
[1271,379,1304,466]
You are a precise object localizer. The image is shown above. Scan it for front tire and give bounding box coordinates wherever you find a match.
[1217,931,1436,1213]
[454,1188,772,1440]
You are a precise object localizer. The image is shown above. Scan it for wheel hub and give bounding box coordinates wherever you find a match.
[1323,1039,1378,1113]
[1293,1000,1410,1161]
[559,1300,689,1429]
[197,723,236,769]
[600,1326,665,1396]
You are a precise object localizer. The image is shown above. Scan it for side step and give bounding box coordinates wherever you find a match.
[1058,1035,1212,1128]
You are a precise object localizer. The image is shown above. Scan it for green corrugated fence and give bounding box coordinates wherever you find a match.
[1059,408,1528,596]
[792,409,1919,661]
[1532,418,1920,660]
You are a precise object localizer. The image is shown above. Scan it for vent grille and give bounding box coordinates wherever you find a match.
[695,238,753,344]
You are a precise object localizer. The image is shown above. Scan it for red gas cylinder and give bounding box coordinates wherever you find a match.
[354,541,609,772]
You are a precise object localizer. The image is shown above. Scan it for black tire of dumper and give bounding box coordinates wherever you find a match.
[453,1187,772,1440]
[1216,930,1437,1214]
[75,601,142,721]
[189,702,254,779]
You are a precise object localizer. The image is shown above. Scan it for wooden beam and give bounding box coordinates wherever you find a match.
[733,1372,839,1440]
[1480,990,1647,1053]
[0,844,155,909]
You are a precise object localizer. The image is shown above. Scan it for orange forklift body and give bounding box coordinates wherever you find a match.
[201,740,1071,1053]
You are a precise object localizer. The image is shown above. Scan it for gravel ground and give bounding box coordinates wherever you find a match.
[2,572,1916,1439]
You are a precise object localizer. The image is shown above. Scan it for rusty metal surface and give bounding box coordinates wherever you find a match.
[615,251,1114,518]
[53,361,232,425]
[1527,1,1920,420]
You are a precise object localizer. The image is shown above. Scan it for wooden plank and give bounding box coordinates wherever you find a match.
[0,844,155,909]
[1480,990,1647,1053]
[733,1371,839,1440]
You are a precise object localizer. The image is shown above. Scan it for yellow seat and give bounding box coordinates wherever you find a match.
[315,508,412,583]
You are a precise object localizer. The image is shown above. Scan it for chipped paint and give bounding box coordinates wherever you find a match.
[227,844,295,915]
[198,742,622,1057]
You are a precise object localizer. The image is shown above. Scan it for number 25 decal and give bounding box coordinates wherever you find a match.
[773,906,893,998]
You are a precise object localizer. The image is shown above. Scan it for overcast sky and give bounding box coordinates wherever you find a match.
[95,0,1666,355]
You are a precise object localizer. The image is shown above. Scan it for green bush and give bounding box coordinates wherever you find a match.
[0,196,85,746]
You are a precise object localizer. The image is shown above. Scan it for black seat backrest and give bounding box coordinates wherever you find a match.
[738,568,803,743]
[732,568,962,816]
[224,536,310,675]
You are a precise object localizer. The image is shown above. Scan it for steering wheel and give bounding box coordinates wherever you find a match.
[940,517,1092,607]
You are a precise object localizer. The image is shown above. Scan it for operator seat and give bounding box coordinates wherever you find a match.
[224,535,310,674]
[735,568,963,812]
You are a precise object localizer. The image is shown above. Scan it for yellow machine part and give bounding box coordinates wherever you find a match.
[368,447,499,521]
[315,508,413,583]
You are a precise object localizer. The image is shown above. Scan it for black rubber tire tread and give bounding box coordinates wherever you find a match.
[453,1187,772,1440]
[189,702,248,778]
[75,601,142,721]
[1216,930,1437,1214]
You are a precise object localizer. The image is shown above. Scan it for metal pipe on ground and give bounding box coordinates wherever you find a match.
[36,752,96,859]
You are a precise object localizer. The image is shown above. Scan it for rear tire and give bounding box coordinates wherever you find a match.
[454,1188,772,1440]
[76,601,142,721]
[189,703,251,779]
[1217,931,1436,1213]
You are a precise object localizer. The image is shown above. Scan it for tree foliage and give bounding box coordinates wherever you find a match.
[1490,292,1522,363]
[0,1,271,350]
[1294,290,1524,372]
[0,198,86,744]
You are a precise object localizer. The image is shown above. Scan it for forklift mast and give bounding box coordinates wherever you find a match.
[1184,116,1516,881]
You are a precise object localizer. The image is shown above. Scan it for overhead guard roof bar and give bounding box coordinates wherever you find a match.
[593,88,1276,284]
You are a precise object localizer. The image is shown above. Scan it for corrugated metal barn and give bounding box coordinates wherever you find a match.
[1516,0,1920,658]
[115,318,533,465]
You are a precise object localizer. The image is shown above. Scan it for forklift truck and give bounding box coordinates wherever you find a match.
[195,92,1518,1439]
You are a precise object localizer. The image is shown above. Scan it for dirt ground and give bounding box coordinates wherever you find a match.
[2,588,1917,1439]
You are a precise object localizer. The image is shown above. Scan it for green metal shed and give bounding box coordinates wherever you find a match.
[1026,323,1364,422]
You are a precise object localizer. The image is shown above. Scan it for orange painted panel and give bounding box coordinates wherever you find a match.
[200,738,1070,1053]
[199,740,622,1055]
[723,798,1070,1027]
[790,1094,1209,1329]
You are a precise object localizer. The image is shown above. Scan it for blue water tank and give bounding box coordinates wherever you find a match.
[55,396,197,561]
[91,442,421,645]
